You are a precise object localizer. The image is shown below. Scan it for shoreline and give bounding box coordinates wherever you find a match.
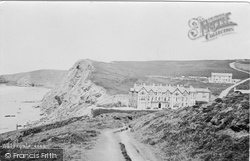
[0,85,51,134]
[0,83,54,89]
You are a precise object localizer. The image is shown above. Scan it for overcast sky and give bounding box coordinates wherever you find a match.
[0,1,249,75]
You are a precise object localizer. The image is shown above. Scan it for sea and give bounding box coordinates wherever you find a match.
[0,84,50,134]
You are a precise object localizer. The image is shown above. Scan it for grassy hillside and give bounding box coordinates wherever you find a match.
[235,80,250,90]
[235,62,250,72]
[112,60,248,78]
[91,60,247,95]
[0,69,67,88]
[130,93,249,161]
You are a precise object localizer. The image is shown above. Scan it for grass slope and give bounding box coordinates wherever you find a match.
[235,80,250,90]
[130,93,249,161]
[91,60,247,95]
[235,62,250,72]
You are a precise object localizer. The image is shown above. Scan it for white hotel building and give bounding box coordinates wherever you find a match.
[129,83,211,110]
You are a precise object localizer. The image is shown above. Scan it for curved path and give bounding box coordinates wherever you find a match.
[87,127,158,161]
[218,62,250,98]
[230,62,250,74]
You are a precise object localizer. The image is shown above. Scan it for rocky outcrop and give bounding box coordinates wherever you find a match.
[39,59,128,123]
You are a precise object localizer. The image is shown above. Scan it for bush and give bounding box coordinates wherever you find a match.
[54,95,62,105]
[215,98,223,103]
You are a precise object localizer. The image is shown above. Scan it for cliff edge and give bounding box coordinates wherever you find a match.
[39,59,128,123]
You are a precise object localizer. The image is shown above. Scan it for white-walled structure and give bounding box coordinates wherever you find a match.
[209,73,233,84]
[195,88,211,102]
[129,83,211,110]
[234,87,250,94]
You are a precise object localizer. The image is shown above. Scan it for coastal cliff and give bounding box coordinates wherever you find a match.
[39,59,128,123]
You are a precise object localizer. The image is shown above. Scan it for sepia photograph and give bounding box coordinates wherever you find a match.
[0,1,249,161]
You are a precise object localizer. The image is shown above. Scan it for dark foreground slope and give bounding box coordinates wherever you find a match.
[0,110,153,161]
[130,93,249,161]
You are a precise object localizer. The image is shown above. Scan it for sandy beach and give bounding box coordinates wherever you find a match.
[0,84,51,134]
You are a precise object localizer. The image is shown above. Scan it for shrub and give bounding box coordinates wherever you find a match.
[54,95,62,105]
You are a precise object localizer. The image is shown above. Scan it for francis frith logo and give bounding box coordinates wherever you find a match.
[188,12,237,41]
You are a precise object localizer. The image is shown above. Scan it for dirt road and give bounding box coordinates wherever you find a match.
[87,129,125,161]
[87,127,158,161]
[218,62,250,98]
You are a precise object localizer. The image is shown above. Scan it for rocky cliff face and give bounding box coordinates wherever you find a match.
[39,59,128,123]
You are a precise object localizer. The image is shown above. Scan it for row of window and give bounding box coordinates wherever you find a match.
[138,102,190,108]
[138,96,194,101]
[139,97,169,101]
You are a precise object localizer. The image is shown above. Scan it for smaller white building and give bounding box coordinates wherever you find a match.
[195,88,211,102]
[209,73,233,84]
[234,87,250,94]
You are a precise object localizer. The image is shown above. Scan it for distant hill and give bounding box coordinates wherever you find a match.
[0,69,67,88]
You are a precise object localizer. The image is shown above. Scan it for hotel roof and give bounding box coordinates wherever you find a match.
[130,84,210,94]
[211,73,233,76]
